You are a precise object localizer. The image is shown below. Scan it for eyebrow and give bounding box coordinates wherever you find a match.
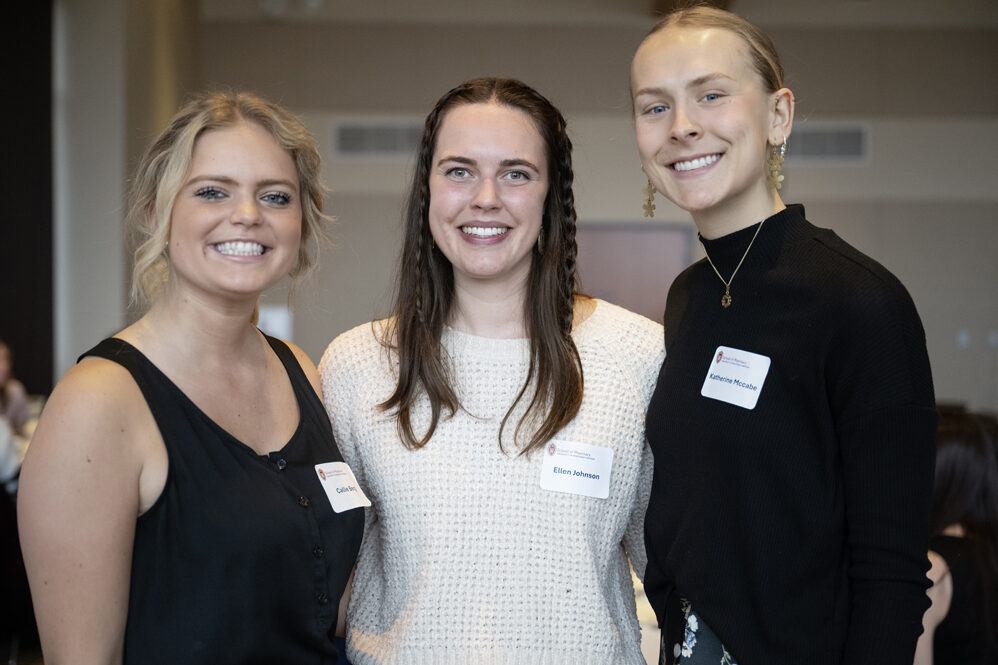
[633,73,735,98]
[185,175,299,190]
[436,156,542,172]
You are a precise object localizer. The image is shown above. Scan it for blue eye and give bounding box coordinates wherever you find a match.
[446,167,471,178]
[648,105,667,115]
[703,93,722,102]
[261,192,292,206]
[505,170,530,181]
[195,186,225,200]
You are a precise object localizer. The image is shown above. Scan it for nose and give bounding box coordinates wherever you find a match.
[231,196,262,226]
[670,103,700,142]
[472,178,500,211]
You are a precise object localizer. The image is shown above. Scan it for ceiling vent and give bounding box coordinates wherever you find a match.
[334,119,422,157]
[786,123,870,162]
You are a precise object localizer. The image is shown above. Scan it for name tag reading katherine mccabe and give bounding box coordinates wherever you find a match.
[540,439,613,499]
[315,462,371,513]
[700,345,771,410]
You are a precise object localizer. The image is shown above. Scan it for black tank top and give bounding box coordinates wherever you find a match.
[81,336,364,665]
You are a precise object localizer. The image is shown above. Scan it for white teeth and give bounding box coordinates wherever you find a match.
[461,226,508,238]
[215,241,265,256]
[673,154,721,172]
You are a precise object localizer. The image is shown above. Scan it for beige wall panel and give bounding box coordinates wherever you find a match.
[774,29,998,117]
[288,194,404,362]
[784,118,998,202]
[200,22,997,116]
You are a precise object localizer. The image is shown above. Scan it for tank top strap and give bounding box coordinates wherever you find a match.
[78,338,192,444]
[260,334,327,427]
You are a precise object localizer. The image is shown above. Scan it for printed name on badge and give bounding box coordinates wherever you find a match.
[700,345,771,410]
[539,439,613,499]
[315,461,371,513]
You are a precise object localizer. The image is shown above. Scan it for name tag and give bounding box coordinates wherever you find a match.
[700,345,771,410]
[315,462,371,513]
[539,439,613,499]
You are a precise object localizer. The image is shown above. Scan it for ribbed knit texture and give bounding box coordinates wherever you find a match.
[644,205,937,665]
[319,300,664,665]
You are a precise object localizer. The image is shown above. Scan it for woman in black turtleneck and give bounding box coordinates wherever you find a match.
[630,7,937,665]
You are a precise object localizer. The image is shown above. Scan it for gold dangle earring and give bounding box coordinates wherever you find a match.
[767,136,787,190]
[642,179,656,218]
[536,225,545,254]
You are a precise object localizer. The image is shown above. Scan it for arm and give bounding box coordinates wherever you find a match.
[621,313,665,581]
[831,281,937,665]
[335,565,357,637]
[285,340,324,399]
[913,550,952,665]
[622,439,653,580]
[17,360,158,665]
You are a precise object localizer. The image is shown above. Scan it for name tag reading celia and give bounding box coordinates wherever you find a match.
[700,345,771,410]
[539,439,613,499]
[315,462,371,513]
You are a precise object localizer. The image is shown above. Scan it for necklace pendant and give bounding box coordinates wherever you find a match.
[721,287,732,308]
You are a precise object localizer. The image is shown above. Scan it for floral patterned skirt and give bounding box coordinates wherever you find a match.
[659,601,738,665]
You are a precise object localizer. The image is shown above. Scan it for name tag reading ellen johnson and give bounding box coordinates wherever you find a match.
[315,462,371,513]
[700,345,771,410]
[540,440,613,499]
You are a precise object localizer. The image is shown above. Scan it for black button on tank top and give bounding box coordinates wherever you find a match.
[80,335,363,665]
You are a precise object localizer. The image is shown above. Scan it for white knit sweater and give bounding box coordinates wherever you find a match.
[319,300,664,665]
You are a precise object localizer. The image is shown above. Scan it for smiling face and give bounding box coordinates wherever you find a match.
[428,102,549,295]
[632,25,791,235]
[166,120,303,303]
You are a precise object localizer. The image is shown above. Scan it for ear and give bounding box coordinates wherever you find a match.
[769,87,795,146]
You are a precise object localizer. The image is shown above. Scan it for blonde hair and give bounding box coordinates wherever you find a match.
[127,91,329,308]
[647,5,785,93]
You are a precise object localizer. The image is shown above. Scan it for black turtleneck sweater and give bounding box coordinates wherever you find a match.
[644,205,937,665]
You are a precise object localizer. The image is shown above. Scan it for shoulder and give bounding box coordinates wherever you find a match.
[319,319,391,379]
[795,217,919,318]
[579,300,664,360]
[578,301,665,393]
[20,352,153,492]
[277,338,323,397]
[318,320,393,410]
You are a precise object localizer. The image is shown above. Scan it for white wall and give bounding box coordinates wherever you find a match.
[53,0,126,378]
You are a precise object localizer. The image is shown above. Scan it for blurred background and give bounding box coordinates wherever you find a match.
[3,0,997,413]
[1,0,997,661]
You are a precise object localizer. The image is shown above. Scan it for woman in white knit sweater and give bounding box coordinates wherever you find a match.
[320,77,664,665]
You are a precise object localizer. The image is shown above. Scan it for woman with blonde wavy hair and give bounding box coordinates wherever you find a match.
[18,91,363,665]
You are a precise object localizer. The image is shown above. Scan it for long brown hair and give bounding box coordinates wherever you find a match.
[380,77,583,456]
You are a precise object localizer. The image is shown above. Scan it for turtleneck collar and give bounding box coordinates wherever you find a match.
[697,204,804,276]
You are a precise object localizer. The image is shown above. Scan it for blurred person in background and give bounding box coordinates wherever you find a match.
[915,409,998,665]
[0,339,31,439]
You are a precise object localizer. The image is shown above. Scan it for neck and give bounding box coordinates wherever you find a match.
[694,188,786,240]
[125,285,262,363]
[449,278,529,339]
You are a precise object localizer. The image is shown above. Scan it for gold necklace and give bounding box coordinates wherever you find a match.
[702,220,765,308]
